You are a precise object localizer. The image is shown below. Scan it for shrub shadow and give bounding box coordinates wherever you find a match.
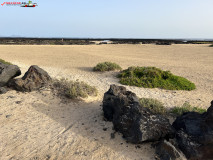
[77,67,93,72]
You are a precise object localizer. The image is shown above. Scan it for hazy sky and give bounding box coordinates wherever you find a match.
[1,0,213,38]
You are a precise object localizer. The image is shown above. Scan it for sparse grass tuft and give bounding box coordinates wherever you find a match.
[139,98,206,116]
[118,66,196,90]
[139,98,167,115]
[0,59,12,65]
[93,62,122,72]
[53,78,98,99]
[170,102,206,116]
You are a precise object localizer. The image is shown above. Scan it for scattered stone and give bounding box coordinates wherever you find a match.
[110,132,115,139]
[6,115,12,118]
[172,100,213,160]
[135,145,141,149]
[9,65,51,92]
[46,155,51,160]
[0,63,21,87]
[7,96,15,99]
[0,87,8,94]
[15,101,22,104]
[155,140,186,160]
[103,85,175,143]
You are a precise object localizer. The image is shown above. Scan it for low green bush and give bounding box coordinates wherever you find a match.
[53,78,98,99]
[209,44,213,47]
[139,98,166,115]
[0,59,12,65]
[171,102,206,116]
[118,67,196,90]
[93,62,122,72]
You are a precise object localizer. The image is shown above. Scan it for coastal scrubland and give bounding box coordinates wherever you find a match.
[0,44,212,159]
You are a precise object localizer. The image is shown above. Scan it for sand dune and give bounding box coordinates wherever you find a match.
[0,44,212,159]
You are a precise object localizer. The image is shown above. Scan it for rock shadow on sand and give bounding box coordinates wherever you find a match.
[30,90,155,160]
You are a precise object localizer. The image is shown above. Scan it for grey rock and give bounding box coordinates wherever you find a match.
[9,65,51,92]
[0,63,21,87]
[0,87,8,94]
[103,85,175,143]
[172,100,213,160]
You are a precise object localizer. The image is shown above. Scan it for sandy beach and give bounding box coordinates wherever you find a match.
[0,44,213,159]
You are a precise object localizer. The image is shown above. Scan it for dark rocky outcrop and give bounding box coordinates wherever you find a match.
[172,101,213,160]
[103,85,175,143]
[0,63,21,87]
[9,65,51,92]
[155,140,186,160]
[156,42,172,45]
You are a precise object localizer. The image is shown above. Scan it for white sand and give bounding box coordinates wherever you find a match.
[0,44,212,159]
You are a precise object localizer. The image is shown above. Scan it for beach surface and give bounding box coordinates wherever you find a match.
[0,44,212,159]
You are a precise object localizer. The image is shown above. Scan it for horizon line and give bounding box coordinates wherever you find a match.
[0,36,213,41]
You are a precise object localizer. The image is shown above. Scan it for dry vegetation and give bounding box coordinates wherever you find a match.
[93,62,122,72]
[139,98,206,116]
[52,78,98,99]
[0,58,12,65]
[139,98,167,115]
[170,102,207,116]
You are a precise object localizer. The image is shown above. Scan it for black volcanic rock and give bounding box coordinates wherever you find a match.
[0,63,21,87]
[156,42,172,45]
[156,140,186,160]
[9,65,51,92]
[172,101,213,160]
[103,84,174,143]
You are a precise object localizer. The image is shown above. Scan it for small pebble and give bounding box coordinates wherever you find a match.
[110,132,115,139]
[7,96,15,99]
[15,101,22,104]
[6,115,12,118]
[135,145,141,149]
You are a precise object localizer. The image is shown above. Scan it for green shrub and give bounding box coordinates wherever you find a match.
[93,62,122,72]
[171,102,206,116]
[139,98,166,115]
[209,44,213,47]
[53,78,98,99]
[118,67,196,90]
[0,59,12,65]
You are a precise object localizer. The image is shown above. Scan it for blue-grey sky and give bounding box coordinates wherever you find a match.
[0,0,213,39]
